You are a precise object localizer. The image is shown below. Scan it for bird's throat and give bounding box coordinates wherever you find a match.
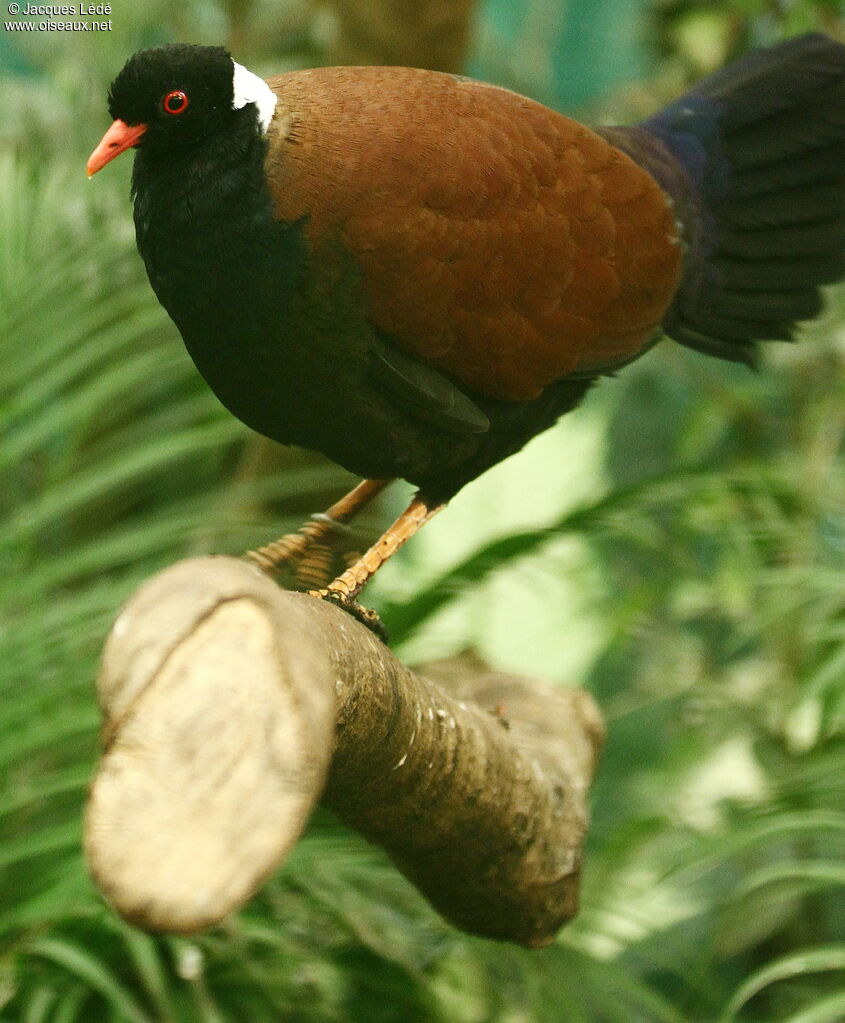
[132,118,300,310]
[131,118,310,433]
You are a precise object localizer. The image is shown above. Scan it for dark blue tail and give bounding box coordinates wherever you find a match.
[641,33,845,363]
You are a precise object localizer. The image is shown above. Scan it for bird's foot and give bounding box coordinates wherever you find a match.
[245,485,439,644]
[246,522,386,637]
[245,480,393,592]
[245,514,354,592]
[308,586,389,643]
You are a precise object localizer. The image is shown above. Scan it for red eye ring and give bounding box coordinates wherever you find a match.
[162,90,190,115]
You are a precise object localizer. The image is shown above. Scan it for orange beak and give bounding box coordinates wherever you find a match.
[87,119,148,177]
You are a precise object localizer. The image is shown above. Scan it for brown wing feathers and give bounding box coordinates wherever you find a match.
[262,66,683,402]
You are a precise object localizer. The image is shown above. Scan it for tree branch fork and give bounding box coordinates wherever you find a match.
[85,556,604,948]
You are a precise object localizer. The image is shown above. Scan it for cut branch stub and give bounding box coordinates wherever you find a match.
[86,557,335,932]
[86,556,604,946]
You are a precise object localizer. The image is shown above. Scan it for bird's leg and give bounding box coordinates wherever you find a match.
[245,478,391,584]
[310,494,444,605]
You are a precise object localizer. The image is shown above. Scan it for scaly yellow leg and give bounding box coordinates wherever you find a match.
[309,495,444,603]
[245,478,391,575]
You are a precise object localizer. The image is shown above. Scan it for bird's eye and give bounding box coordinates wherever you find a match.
[162,90,190,115]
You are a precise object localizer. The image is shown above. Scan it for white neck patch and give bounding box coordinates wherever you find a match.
[231,60,277,134]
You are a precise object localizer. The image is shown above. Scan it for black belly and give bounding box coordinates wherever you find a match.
[155,229,593,500]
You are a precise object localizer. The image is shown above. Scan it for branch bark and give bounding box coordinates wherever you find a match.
[85,556,604,947]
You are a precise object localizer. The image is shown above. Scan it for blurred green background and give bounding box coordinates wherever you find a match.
[2,1,845,1020]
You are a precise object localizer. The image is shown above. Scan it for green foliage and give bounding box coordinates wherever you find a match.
[2,1,845,1021]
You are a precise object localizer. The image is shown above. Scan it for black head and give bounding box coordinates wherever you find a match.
[88,44,277,176]
[107,44,236,148]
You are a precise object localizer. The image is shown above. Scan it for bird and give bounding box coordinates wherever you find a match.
[88,34,845,623]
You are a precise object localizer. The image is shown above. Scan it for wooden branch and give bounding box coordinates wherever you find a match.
[85,556,604,947]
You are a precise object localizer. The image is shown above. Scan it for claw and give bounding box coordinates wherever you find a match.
[244,480,440,644]
[309,587,389,642]
[245,479,391,577]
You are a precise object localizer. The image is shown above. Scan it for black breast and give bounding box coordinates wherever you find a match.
[132,116,311,432]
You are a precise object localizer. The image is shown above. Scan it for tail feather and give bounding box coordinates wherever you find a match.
[681,312,794,342]
[692,32,845,126]
[729,99,845,168]
[723,184,845,228]
[728,142,845,199]
[639,33,845,364]
[711,253,845,290]
[714,288,823,322]
[718,220,845,259]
